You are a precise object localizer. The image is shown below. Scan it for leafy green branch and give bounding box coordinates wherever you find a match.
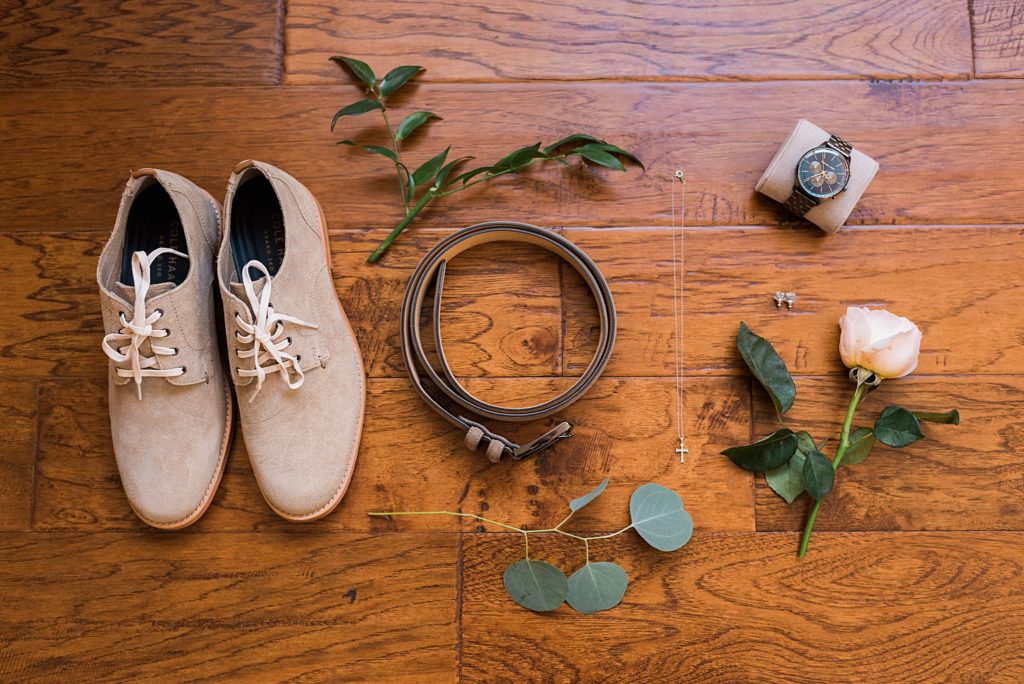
[329,56,644,263]
[721,322,959,558]
[369,480,693,614]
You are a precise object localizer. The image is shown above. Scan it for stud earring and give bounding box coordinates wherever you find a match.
[773,292,786,308]
[784,292,796,310]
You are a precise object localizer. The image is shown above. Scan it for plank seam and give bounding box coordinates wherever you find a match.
[967,0,978,79]
[275,0,286,85]
[29,381,39,531]
[456,531,464,683]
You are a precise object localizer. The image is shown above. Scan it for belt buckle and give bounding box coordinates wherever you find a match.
[512,421,574,460]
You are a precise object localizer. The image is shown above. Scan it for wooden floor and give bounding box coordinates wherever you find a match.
[2,1,1024,681]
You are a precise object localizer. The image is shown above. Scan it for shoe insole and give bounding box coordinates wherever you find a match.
[230,176,286,279]
[120,183,189,286]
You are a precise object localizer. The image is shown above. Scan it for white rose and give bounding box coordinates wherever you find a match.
[838,307,922,379]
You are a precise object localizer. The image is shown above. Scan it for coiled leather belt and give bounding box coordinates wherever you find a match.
[400,221,616,462]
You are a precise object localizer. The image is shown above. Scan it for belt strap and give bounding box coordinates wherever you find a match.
[400,221,617,462]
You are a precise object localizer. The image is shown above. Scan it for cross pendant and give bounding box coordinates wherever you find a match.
[676,438,689,463]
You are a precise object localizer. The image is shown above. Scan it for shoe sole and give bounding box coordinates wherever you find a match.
[258,192,366,523]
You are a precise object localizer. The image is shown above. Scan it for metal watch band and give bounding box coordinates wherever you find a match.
[400,221,617,463]
[826,133,852,157]
[783,188,820,216]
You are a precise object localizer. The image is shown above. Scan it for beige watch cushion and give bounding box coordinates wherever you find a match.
[756,118,879,234]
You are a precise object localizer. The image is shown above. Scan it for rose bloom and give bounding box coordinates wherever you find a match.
[839,307,922,379]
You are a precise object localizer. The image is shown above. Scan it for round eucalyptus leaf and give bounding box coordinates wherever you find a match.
[629,483,694,552]
[567,562,628,615]
[502,560,568,612]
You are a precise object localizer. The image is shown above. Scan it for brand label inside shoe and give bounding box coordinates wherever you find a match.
[152,220,183,283]
[261,211,286,274]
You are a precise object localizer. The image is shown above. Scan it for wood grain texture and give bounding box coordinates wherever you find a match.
[461,531,1024,682]
[3,81,1024,233]
[0,531,457,682]
[33,376,753,534]
[4,225,1022,382]
[0,0,283,87]
[284,0,971,83]
[754,376,1024,532]
[0,381,37,531]
[972,0,1024,76]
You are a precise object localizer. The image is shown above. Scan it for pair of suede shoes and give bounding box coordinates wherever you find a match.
[97,161,365,529]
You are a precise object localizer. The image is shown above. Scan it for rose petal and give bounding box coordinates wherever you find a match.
[839,307,873,369]
[859,327,922,378]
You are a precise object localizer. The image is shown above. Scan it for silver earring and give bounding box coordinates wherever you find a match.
[773,292,785,308]
[784,292,796,310]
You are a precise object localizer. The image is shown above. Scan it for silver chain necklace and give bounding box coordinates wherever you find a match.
[671,170,688,463]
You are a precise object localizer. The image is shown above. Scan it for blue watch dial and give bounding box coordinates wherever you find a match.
[796,147,850,199]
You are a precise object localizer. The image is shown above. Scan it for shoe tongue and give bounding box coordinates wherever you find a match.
[112,280,176,305]
[229,274,269,303]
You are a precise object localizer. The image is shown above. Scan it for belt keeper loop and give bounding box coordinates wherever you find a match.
[465,426,485,451]
[485,440,505,463]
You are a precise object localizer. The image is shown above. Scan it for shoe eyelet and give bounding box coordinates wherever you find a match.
[171,348,179,356]
[180,366,188,373]
[295,355,302,362]
[286,336,292,345]
[154,308,163,317]
[163,328,171,336]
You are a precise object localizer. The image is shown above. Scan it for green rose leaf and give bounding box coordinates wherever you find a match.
[566,562,628,614]
[503,559,568,612]
[362,145,398,162]
[721,428,798,472]
[765,432,814,504]
[330,99,384,131]
[913,409,960,425]
[411,146,450,186]
[379,65,424,97]
[802,449,835,500]
[491,143,548,172]
[874,406,924,448]
[843,427,876,465]
[395,111,440,141]
[543,133,600,154]
[330,56,376,90]
[736,322,796,414]
[573,143,626,171]
[629,483,694,552]
[568,478,609,513]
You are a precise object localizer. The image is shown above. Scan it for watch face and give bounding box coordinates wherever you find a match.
[796,147,850,199]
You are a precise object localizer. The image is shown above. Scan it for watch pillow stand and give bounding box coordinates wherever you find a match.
[756,119,879,234]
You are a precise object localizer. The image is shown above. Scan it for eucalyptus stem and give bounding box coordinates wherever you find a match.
[797,379,868,558]
[367,510,633,543]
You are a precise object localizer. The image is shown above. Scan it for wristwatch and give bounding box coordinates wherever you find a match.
[783,134,853,216]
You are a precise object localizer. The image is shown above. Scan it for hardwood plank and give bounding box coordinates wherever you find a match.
[2,81,1024,232]
[563,226,1024,377]
[0,531,457,682]
[972,0,1024,76]
[461,531,1024,682]
[0,0,282,87]
[284,0,971,83]
[33,376,753,533]
[754,376,1024,532]
[0,381,37,531]
[5,225,1022,382]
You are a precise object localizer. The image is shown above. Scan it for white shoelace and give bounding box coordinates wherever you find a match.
[101,248,188,399]
[235,260,319,401]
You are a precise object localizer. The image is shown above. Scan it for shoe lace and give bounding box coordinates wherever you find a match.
[101,248,188,399]
[234,260,319,401]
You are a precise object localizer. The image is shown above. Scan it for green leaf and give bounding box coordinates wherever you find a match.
[411,147,450,186]
[722,429,798,472]
[449,165,494,186]
[574,144,626,171]
[566,562,628,614]
[379,65,424,97]
[802,449,835,500]
[913,409,960,425]
[543,133,600,154]
[330,56,376,90]
[629,483,694,552]
[736,322,796,414]
[362,145,398,162]
[491,143,547,172]
[330,99,384,131]
[843,427,876,465]
[585,142,645,170]
[395,111,440,141]
[874,406,924,448]
[765,434,812,504]
[433,156,474,189]
[502,559,568,612]
[569,478,609,513]
[336,139,357,146]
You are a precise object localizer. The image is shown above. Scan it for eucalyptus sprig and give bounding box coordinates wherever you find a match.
[722,321,960,558]
[369,480,694,614]
[329,56,644,263]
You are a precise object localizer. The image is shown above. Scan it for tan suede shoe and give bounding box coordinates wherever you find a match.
[98,169,233,530]
[218,160,365,522]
